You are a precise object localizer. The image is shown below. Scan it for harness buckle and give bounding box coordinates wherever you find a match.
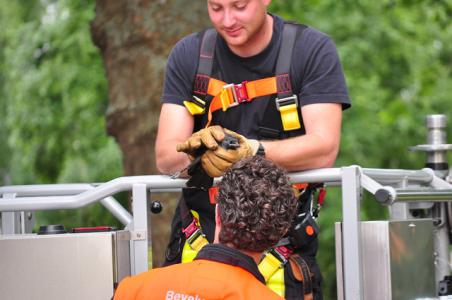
[182,218,200,239]
[275,94,298,110]
[182,218,207,246]
[270,245,292,265]
[275,95,301,131]
[220,81,249,111]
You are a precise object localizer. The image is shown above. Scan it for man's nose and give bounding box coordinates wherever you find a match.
[222,9,236,28]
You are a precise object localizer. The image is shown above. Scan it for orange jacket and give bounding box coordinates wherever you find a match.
[114,244,283,300]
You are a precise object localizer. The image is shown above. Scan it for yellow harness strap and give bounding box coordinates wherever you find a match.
[181,211,209,263]
[259,251,283,282]
[276,95,301,131]
[258,246,292,297]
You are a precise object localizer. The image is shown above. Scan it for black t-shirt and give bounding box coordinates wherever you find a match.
[161,14,350,139]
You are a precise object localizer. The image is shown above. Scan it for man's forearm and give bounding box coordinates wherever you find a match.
[261,133,339,171]
[156,143,190,174]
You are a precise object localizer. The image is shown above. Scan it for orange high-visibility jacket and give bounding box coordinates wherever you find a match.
[114,244,283,300]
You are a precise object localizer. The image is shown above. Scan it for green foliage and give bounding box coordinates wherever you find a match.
[0,0,123,229]
[270,1,452,298]
[1,0,451,297]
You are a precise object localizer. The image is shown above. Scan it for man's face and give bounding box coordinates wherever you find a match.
[207,0,270,49]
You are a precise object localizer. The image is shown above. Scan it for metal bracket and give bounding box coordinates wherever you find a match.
[130,230,146,241]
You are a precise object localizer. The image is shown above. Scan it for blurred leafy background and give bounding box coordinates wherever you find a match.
[1,0,451,298]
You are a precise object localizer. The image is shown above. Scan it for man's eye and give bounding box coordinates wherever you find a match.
[211,5,221,12]
[235,4,246,10]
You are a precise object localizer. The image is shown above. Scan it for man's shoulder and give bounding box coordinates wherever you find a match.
[291,24,338,61]
[289,23,330,48]
[170,32,202,58]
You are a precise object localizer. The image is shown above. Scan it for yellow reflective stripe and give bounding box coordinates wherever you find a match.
[183,100,205,115]
[258,252,282,281]
[181,240,198,263]
[191,210,201,225]
[266,268,285,297]
[190,235,209,251]
[259,251,286,297]
[181,235,209,263]
[279,103,301,131]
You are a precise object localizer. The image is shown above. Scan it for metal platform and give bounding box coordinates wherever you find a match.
[1,166,452,299]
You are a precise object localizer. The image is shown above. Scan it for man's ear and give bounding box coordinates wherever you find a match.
[214,204,222,243]
[215,204,221,227]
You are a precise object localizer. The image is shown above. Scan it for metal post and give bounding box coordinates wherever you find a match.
[341,166,363,300]
[1,193,19,234]
[130,184,149,275]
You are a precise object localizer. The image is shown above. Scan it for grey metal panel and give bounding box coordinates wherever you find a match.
[0,232,116,300]
[388,220,436,300]
[336,220,436,300]
[113,230,131,283]
[361,221,392,299]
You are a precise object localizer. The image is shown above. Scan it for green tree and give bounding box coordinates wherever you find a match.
[270,1,452,298]
[1,0,123,228]
[1,0,451,298]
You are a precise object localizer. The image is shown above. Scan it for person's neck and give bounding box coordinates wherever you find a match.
[240,249,263,265]
[229,14,274,58]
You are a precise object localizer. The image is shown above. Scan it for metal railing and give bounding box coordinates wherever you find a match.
[2,166,452,299]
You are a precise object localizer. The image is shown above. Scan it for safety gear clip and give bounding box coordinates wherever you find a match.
[220,81,250,111]
[182,218,207,248]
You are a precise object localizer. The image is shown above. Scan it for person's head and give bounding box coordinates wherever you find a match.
[207,0,272,54]
[215,156,297,252]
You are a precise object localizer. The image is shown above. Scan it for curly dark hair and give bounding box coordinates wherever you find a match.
[216,156,298,252]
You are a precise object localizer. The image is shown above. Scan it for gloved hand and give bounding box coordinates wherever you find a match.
[201,128,260,177]
[176,125,225,159]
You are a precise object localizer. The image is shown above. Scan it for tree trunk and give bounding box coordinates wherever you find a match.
[91,0,209,267]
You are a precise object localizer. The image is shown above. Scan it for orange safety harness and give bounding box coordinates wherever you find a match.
[183,24,303,132]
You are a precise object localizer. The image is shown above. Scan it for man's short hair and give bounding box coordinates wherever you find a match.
[216,156,298,252]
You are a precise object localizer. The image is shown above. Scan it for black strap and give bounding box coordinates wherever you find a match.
[275,23,299,99]
[193,28,217,97]
[179,195,193,229]
[258,23,307,140]
[290,254,314,296]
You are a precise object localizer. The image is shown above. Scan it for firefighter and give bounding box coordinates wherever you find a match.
[114,157,298,300]
[155,0,351,298]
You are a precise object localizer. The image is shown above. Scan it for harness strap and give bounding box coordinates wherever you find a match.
[187,24,306,132]
[289,254,314,299]
[180,196,209,263]
[275,23,299,131]
[205,77,278,126]
[258,23,308,139]
[182,216,209,251]
[275,23,298,98]
[186,29,218,115]
[193,28,217,97]
[258,245,292,282]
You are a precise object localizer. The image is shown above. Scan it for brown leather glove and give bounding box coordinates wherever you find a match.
[201,128,260,177]
[176,125,225,159]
